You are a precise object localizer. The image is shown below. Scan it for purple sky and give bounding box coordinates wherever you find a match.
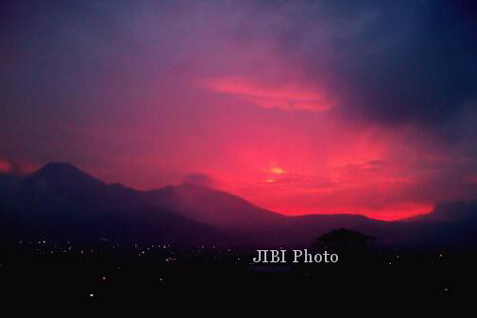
[2,0,477,220]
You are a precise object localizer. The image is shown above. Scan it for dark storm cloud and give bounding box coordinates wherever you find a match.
[235,0,477,127]
[1,0,477,218]
[2,0,476,130]
[337,0,477,126]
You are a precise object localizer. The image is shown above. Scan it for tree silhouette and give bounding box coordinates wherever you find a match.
[313,228,375,257]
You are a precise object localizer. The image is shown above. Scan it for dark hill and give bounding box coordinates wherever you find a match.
[3,162,477,249]
[145,184,285,229]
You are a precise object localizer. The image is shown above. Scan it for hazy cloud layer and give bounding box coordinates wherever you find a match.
[1,0,477,219]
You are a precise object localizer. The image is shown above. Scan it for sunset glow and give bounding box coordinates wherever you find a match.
[2,0,477,222]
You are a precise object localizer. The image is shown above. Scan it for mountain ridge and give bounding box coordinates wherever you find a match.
[2,162,477,248]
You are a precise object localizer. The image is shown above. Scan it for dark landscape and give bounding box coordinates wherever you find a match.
[1,163,477,302]
[2,0,477,305]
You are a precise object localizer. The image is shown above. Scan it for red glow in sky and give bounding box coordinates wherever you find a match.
[2,1,477,221]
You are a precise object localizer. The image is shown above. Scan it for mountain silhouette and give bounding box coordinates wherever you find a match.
[2,162,477,248]
[2,163,227,244]
[145,184,285,229]
[14,163,282,226]
[32,162,105,188]
[16,162,108,214]
[0,172,21,204]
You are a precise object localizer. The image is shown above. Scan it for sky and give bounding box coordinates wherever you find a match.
[1,0,477,220]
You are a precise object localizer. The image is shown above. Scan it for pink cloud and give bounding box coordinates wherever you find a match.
[200,76,335,111]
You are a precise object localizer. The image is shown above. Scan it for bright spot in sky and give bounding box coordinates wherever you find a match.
[271,167,285,175]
